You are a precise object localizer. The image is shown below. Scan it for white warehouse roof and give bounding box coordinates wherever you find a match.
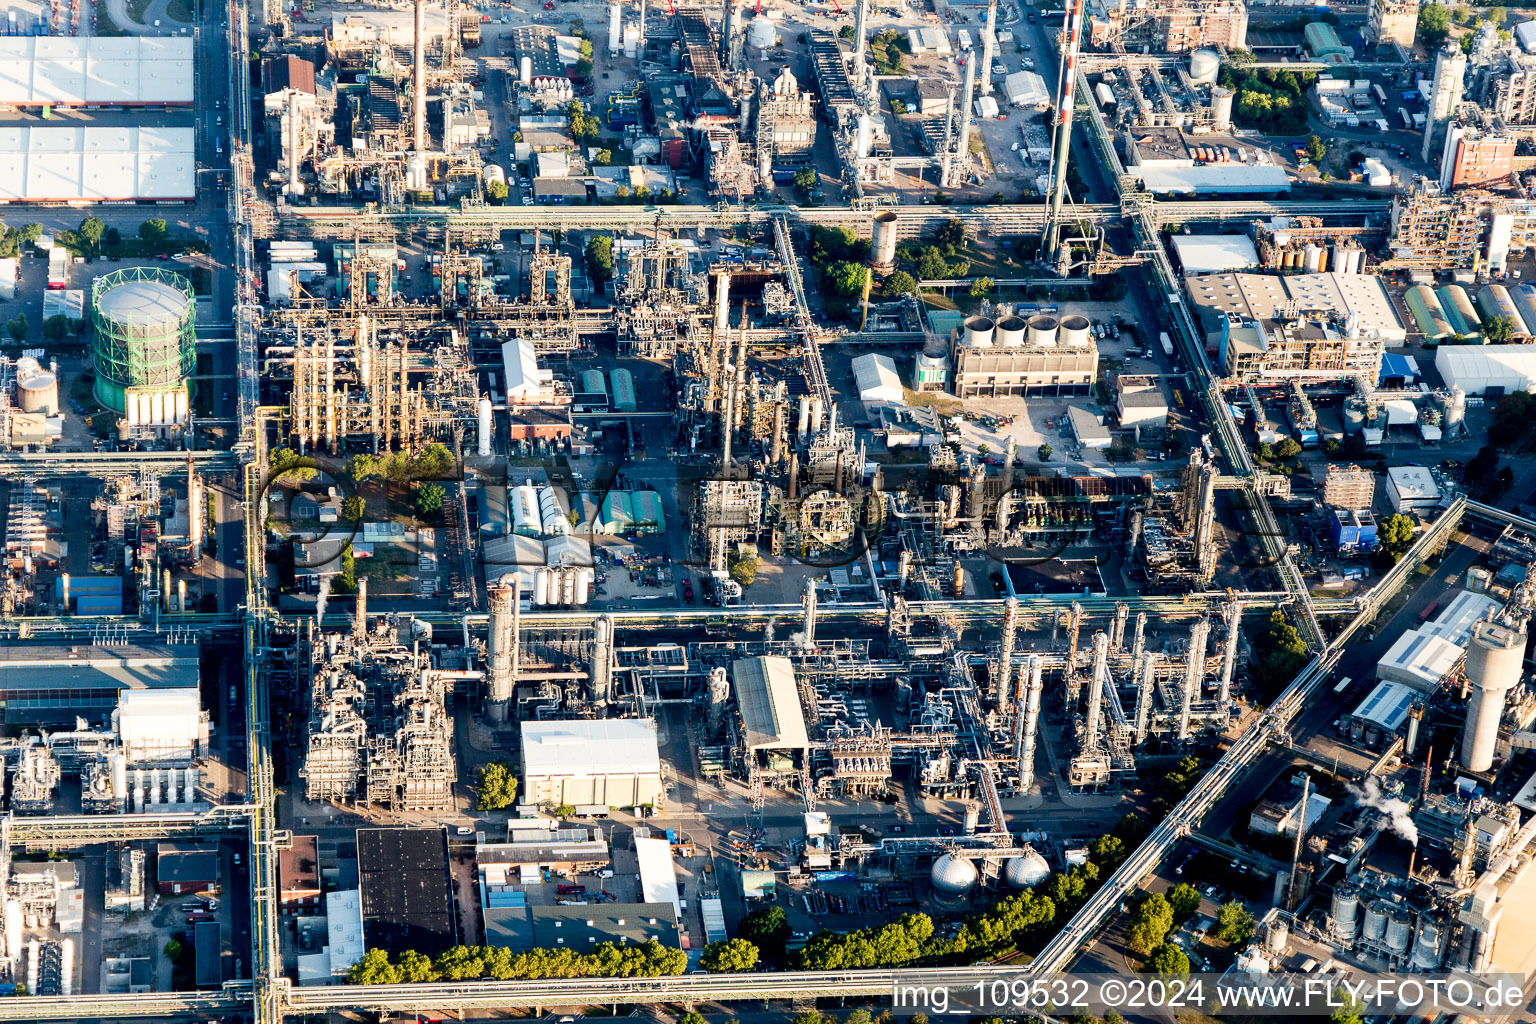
[519,719,662,778]
[501,338,542,401]
[1377,628,1464,692]
[0,126,194,202]
[1002,70,1049,107]
[1350,680,1417,732]
[1171,234,1260,275]
[852,353,904,404]
[633,835,681,918]
[1134,164,1291,195]
[0,37,193,106]
[1422,589,1499,647]
[1435,344,1536,395]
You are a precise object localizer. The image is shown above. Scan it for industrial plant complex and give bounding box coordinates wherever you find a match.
[0,0,1534,1019]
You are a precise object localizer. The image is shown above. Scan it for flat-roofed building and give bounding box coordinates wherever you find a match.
[357,827,457,956]
[519,719,664,811]
[0,37,193,106]
[1377,628,1464,692]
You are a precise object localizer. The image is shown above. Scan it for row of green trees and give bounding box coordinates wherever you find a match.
[347,938,686,985]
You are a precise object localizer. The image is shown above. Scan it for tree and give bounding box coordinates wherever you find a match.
[138,218,168,243]
[1255,441,1275,462]
[727,549,759,587]
[1418,2,1451,45]
[552,802,577,818]
[414,482,446,517]
[881,270,917,298]
[1038,443,1053,461]
[566,100,600,144]
[1484,314,1515,343]
[592,148,612,166]
[1305,135,1327,164]
[889,98,907,114]
[1215,900,1255,945]
[826,260,869,297]
[914,247,952,281]
[105,226,121,248]
[338,542,357,594]
[397,949,439,983]
[678,1014,707,1024]
[6,313,26,342]
[342,495,366,521]
[935,218,966,254]
[163,938,184,961]
[348,948,401,985]
[1144,942,1190,975]
[969,276,994,298]
[1379,512,1415,555]
[838,24,855,39]
[486,179,509,203]
[1166,882,1201,921]
[1253,611,1309,698]
[699,938,759,972]
[78,216,105,251]
[740,905,790,954]
[475,761,519,810]
[1467,444,1499,483]
[793,167,818,191]
[1125,893,1175,954]
[1274,437,1302,460]
[42,314,70,343]
[585,236,615,286]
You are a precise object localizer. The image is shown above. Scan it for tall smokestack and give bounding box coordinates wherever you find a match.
[854,0,869,61]
[413,0,427,153]
[1043,0,1087,263]
[952,58,976,184]
[979,0,998,96]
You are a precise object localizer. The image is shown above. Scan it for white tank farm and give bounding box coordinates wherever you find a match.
[931,853,978,895]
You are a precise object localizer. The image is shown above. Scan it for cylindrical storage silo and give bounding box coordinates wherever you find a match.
[810,395,824,432]
[1211,86,1233,131]
[575,567,593,605]
[478,397,493,456]
[1331,882,1360,939]
[4,901,20,963]
[1330,244,1347,275]
[871,211,899,272]
[60,938,73,995]
[1349,248,1365,274]
[1363,900,1389,942]
[1303,244,1322,272]
[1443,387,1466,432]
[1059,314,1091,347]
[14,358,59,415]
[149,771,161,806]
[1462,621,1528,772]
[996,315,1026,347]
[26,940,37,994]
[562,568,577,606]
[963,316,995,347]
[1385,909,1413,953]
[89,268,196,419]
[1026,314,1059,347]
[186,767,199,801]
[1411,915,1443,969]
[1190,48,1219,83]
[534,567,551,606]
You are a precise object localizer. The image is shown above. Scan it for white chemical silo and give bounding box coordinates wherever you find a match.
[1461,620,1527,772]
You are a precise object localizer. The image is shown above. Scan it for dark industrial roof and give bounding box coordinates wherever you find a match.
[156,843,218,885]
[280,834,321,896]
[358,828,457,955]
[194,920,222,987]
[0,642,200,692]
[530,903,680,949]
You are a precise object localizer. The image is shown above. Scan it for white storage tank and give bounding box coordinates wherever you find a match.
[1443,387,1466,431]
[1331,881,1360,939]
[1211,86,1233,131]
[1026,314,1059,347]
[963,315,995,347]
[4,900,20,962]
[1385,908,1413,953]
[1190,49,1220,83]
[1303,244,1322,272]
[519,55,533,85]
[534,567,551,606]
[478,397,493,456]
[575,567,593,605]
[1363,900,1389,942]
[930,853,978,895]
[1411,914,1443,969]
[747,14,777,48]
[15,357,58,415]
[1004,849,1050,888]
[996,315,1027,347]
[484,164,507,187]
[871,211,900,271]
[1059,314,1091,347]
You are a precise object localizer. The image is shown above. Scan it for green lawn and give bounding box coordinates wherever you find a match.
[167,0,194,21]
[94,0,125,35]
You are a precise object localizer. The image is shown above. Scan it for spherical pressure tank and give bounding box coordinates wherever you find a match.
[1059,314,1091,347]
[1331,882,1360,939]
[1363,900,1389,941]
[996,315,1027,347]
[1190,49,1220,83]
[1026,314,1059,347]
[89,269,196,418]
[747,14,777,48]
[1005,850,1051,888]
[1385,908,1413,953]
[931,853,979,895]
[871,211,899,271]
[963,315,995,348]
[15,358,58,415]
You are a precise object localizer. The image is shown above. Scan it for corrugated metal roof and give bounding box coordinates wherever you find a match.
[520,719,662,778]
[731,656,809,750]
[634,836,681,916]
[0,37,193,106]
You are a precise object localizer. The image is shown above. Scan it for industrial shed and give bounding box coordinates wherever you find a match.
[851,353,904,404]
[731,656,809,753]
[1435,345,1536,394]
[0,37,193,106]
[519,719,664,811]
[1348,681,1418,738]
[1133,165,1290,196]
[633,835,682,917]
[1169,234,1260,275]
[357,828,458,956]
[0,126,194,203]
[1405,285,1453,342]
[1376,629,1464,692]
[1420,589,1500,647]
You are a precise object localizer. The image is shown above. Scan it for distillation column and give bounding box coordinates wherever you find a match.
[413,0,427,153]
[591,614,615,704]
[1084,631,1108,752]
[1177,617,1210,742]
[1110,601,1128,650]
[1016,655,1043,791]
[1134,651,1155,745]
[978,0,999,96]
[853,0,868,61]
[802,578,818,647]
[486,582,515,722]
[354,578,368,640]
[996,597,1018,707]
